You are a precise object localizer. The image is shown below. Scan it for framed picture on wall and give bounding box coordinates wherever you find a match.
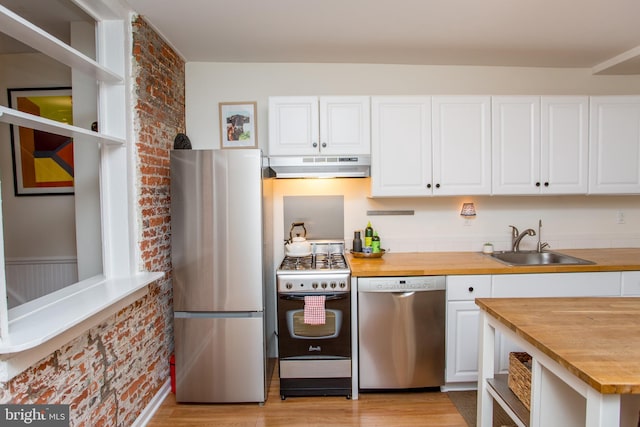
[219,101,257,149]
[8,87,74,196]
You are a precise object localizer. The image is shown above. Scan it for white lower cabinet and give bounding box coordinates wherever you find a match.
[445,275,491,383]
[622,271,640,296]
[446,272,624,385]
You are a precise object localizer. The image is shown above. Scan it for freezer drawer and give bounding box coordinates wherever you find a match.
[174,315,266,403]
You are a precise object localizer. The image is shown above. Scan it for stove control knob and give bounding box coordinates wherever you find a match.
[286,282,293,289]
[321,282,328,289]
[339,282,346,288]
[312,282,318,289]
[330,282,337,289]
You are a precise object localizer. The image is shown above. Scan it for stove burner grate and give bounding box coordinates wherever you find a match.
[278,241,349,273]
[315,253,348,270]
[279,255,313,270]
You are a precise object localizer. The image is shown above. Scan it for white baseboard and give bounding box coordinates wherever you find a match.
[133,379,171,427]
[442,382,478,392]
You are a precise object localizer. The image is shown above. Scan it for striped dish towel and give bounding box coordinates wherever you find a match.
[304,295,326,325]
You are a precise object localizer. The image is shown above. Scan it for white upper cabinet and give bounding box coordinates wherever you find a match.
[589,96,640,194]
[541,96,589,194]
[319,97,371,155]
[492,96,541,194]
[371,96,491,197]
[432,96,491,195]
[268,96,318,156]
[492,96,588,195]
[371,96,432,197]
[268,96,370,156]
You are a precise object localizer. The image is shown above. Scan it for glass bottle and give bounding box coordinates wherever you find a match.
[372,231,381,253]
[364,221,373,247]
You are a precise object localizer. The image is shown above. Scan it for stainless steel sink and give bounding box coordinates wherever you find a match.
[488,250,595,266]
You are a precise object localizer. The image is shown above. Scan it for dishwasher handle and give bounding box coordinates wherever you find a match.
[393,291,416,298]
[357,276,446,293]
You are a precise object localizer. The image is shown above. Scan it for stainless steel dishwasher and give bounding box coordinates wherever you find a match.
[358,276,446,390]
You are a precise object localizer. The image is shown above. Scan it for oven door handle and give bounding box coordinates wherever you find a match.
[279,294,347,302]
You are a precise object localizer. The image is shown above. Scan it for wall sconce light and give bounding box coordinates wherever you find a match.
[460,202,476,217]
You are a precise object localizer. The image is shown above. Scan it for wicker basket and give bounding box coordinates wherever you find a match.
[508,352,532,410]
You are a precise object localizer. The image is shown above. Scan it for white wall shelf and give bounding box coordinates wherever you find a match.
[0,106,125,146]
[0,4,123,83]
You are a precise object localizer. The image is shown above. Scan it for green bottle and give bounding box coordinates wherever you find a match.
[364,221,373,247]
[372,231,381,253]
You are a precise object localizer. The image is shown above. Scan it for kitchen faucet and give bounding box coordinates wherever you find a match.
[509,225,536,252]
[536,219,550,253]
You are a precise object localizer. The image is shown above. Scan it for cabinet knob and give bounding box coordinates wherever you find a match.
[468,286,474,293]
[426,184,432,189]
[312,142,318,148]
[322,142,327,148]
[544,182,549,187]
[535,182,541,187]
[435,183,441,189]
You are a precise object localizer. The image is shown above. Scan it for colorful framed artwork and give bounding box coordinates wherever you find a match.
[8,87,74,196]
[219,101,257,149]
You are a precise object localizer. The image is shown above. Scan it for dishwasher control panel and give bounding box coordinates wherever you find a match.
[357,276,445,292]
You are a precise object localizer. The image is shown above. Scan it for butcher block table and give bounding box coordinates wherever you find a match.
[475,297,640,427]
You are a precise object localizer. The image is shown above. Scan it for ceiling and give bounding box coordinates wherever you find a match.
[3,0,640,74]
[124,0,640,74]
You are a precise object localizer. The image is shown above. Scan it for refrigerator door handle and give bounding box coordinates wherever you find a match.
[174,311,263,319]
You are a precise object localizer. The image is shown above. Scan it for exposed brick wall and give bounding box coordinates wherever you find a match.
[0,15,184,426]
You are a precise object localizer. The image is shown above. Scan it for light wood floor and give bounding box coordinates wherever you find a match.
[148,366,469,427]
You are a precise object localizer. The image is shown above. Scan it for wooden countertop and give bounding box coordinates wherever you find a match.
[347,248,640,277]
[475,297,640,394]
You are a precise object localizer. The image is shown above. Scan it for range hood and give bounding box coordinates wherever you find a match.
[269,155,370,178]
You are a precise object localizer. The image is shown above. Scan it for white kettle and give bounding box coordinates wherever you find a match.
[285,222,311,256]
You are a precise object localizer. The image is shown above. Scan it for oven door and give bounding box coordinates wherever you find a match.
[278,292,351,358]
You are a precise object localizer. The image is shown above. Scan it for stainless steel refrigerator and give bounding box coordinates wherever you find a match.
[170,149,274,403]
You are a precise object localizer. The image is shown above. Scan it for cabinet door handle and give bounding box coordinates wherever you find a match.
[322,142,327,148]
[426,184,432,189]
[535,182,541,187]
[468,286,474,293]
[544,182,549,187]
[435,183,441,189]
[312,142,318,148]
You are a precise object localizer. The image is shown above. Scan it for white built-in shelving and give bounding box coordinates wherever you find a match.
[0,106,125,146]
[0,0,132,366]
[0,5,122,83]
[0,3,124,146]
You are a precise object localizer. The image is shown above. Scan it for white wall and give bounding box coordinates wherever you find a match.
[185,62,640,258]
[0,53,76,258]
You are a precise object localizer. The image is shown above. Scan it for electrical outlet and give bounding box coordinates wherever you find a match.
[616,211,625,224]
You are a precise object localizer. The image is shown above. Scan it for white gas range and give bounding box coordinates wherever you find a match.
[276,240,352,400]
[276,241,350,293]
